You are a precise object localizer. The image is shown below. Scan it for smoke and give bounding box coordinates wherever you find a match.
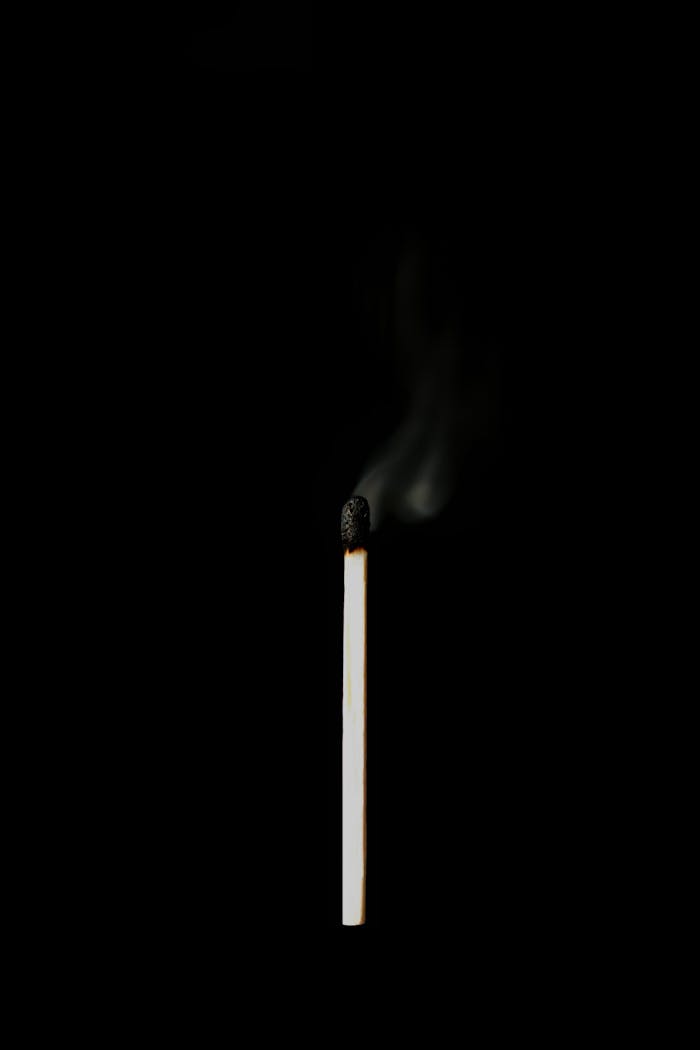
[353,235,495,530]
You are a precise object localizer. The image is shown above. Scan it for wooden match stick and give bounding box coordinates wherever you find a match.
[341,496,370,926]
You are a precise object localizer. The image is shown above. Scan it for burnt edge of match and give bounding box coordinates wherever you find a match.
[341,496,370,552]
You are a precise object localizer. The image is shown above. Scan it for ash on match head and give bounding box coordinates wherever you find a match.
[341,496,370,551]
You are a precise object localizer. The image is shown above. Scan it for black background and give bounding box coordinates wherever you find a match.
[56,10,638,940]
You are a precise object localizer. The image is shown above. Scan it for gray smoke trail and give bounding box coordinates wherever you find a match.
[353,236,495,530]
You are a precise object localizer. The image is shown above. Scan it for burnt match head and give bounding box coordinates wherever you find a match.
[341,496,370,551]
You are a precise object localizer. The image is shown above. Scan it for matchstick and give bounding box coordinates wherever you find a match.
[341,496,370,926]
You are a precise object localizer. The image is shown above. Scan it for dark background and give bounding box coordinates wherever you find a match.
[54,11,638,940]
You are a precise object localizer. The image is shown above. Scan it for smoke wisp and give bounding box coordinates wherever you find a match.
[353,234,498,530]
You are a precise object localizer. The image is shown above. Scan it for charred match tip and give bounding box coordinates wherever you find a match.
[341,496,370,551]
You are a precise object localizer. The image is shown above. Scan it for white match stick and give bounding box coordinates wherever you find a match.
[341,497,370,926]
